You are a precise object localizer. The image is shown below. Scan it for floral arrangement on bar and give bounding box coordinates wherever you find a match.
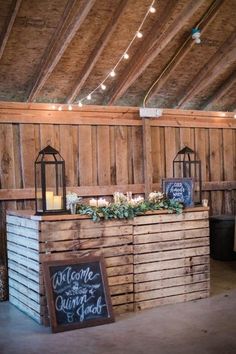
[77,191,183,222]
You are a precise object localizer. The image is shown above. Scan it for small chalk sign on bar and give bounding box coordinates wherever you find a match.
[162,178,194,207]
[43,255,115,333]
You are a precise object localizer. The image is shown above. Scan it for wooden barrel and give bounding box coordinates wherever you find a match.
[0,265,8,301]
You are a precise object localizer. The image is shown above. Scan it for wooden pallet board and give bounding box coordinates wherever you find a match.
[7,208,210,324]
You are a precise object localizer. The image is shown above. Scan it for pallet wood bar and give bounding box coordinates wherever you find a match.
[6,207,209,325]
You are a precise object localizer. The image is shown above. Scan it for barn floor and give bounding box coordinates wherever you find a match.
[0,259,236,354]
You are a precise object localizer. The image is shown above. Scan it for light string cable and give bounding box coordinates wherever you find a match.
[60,0,156,110]
[142,0,220,107]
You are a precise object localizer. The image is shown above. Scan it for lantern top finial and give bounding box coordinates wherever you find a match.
[39,145,59,155]
[177,146,195,155]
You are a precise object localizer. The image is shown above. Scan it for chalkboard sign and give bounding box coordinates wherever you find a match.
[162,178,194,207]
[43,255,115,333]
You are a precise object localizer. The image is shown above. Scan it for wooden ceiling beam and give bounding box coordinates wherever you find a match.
[67,0,127,104]
[108,0,205,105]
[177,32,236,108]
[0,0,22,60]
[202,70,236,110]
[27,0,95,102]
[146,0,225,104]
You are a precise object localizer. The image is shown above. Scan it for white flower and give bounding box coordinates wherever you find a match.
[148,191,164,203]
[66,192,82,209]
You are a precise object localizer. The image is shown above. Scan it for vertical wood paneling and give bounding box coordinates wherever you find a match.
[222,129,235,214]
[151,127,165,184]
[20,124,40,209]
[195,128,210,202]
[209,129,223,214]
[59,125,77,186]
[179,128,195,150]
[132,126,144,184]
[78,126,93,186]
[97,126,110,185]
[115,126,128,184]
[0,124,16,263]
[164,127,180,177]
[110,127,116,185]
[40,124,60,150]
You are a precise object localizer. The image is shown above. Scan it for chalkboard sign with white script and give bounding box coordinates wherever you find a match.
[43,255,114,333]
[162,178,194,207]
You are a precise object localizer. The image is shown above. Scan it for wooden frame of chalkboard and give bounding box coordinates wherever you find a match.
[162,178,194,207]
[43,255,115,333]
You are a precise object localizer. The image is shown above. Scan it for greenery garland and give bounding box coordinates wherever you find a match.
[77,196,183,222]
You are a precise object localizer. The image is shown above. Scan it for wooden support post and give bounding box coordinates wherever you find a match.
[142,118,153,198]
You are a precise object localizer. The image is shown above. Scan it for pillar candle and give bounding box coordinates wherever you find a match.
[46,191,54,210]
[89,198,98,207]
[53,195,62,210]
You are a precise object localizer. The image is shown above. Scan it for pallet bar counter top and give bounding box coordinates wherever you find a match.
[6,207,210,324]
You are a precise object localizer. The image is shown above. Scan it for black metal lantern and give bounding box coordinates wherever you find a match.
[173,146,202,205]
[35,145,67,215]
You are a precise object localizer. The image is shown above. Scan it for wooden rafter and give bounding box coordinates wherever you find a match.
[145,0,224,104]
[0,0,22,60]
[177,33,236,108]
[107,0,205,105]
[202,70,236,110]
[67,0,127,104]
[27,0,95,102]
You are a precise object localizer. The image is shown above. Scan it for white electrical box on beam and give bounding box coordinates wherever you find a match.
[139,107,163,118]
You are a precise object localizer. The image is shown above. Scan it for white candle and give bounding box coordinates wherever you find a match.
[89,198,98,207]
[53,195,62,210]
[97,198,108,207]
[46,191,54,210]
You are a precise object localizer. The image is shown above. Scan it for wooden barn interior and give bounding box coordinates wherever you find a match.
[0,0,236,353]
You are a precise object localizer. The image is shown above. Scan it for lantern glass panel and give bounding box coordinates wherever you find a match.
[35,145,67,215]
[173,146,202,205]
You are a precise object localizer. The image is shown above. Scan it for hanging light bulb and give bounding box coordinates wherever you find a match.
[136,31,143,38]
[101,83,106,90]
[52,105,56,109]
[110,70,116,77]
[58,106,62,111]
[123,52,129,59]
[68,104,72,111]
[87,94,92,100]
[78,101,83,107]
[149,5,156,13]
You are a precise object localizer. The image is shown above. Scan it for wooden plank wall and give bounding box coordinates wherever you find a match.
[0,103,236,263]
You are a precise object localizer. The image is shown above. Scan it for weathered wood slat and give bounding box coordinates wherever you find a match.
[134,237,209,254]
[133,219,209,235]
[134,246,209,264]
[134,290,209,311]
[134,264,209,283]
[134,228,209,244]
[134,255,209,274]
[9,295,42,323]
[135,281,209,302]
[133,211,209,225]
[135,273,209,293]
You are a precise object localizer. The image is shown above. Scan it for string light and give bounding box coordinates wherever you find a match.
[149,5,156,13]
[68,104,72,111]
[58,106,62,111]
[110,70,116,77]
[71,0,156,109]
[136,31,143,38]
[101,83,106,90]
